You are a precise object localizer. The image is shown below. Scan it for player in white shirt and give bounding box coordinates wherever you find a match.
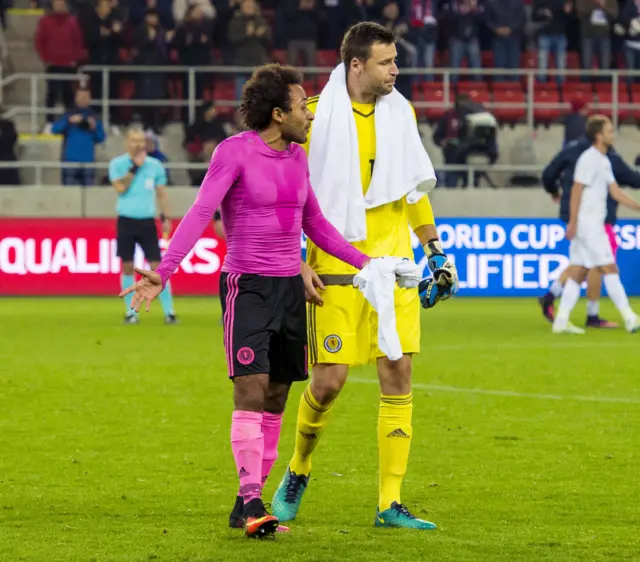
[553,115,640,334]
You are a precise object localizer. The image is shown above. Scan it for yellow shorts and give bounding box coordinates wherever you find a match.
[307,284,421,367]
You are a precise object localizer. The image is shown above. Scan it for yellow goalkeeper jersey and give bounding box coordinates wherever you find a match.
[301,96,435,275]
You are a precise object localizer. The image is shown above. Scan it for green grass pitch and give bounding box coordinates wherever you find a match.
[2,297,640,561]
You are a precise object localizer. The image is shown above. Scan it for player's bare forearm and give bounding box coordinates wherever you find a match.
[569,182,584,225]
[609,183,640,212]
[414,223,438,246]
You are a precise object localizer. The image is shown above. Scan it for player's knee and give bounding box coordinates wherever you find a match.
[264,383,291,414]
[378,355,412,396]
[310,364,348,405]
[233,374,269,412]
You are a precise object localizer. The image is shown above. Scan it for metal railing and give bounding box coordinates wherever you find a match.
[2,66,640,133]
[0,160,547,189]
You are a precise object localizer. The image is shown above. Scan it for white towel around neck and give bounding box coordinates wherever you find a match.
[307,63,437,243]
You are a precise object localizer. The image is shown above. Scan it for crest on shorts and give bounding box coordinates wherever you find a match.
[237,347,255,365]
[323,335,342,353]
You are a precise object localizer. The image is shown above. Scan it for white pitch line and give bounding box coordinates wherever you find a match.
[349,378,640,405]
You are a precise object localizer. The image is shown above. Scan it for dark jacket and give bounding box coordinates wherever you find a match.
[83,10,123,64]
[51,107,106,162]
[173,20,213,65]
[283,0,321,42]
[228,13,271,65]
[563,112,587,145]
[484,0,526,35]
[449,1,482,41]
[542,136,640,225]
[531,0,571,36]
[617,0,640,42]
[575,0,617,37]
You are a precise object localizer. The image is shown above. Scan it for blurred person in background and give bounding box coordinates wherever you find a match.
[532,0,572,84]
[284,0,321,67]
[183,101,227,186]
[408,0,438,81]
[484,0,526,81]
[129,0,175,29]
[378,2,416,97]
[0,111,20,186]
[132,8,170,133]
[563,97,588,146]
[448,0,483,82]
[615,0,640,83]
[173,3,214,125]
[173,0,216,23]
[52,85,106,187]
[576,0,617,77]
[83,0,124,120]
[228,0,271,99]
[34,0,84,133]
[109,126,177,325]
[145,130,171,185]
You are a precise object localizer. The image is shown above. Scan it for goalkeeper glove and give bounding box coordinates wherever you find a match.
[424,238,459,295]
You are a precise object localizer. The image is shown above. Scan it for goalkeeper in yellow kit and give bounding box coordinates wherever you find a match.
[271,22,459,530]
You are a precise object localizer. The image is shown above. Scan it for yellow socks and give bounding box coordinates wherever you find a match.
[378,393,413,511]
[289,386,334,476]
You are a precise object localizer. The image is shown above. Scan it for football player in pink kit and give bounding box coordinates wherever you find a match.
[120,65,371,539]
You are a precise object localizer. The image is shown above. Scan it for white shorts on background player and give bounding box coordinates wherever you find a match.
[570,146,616,268]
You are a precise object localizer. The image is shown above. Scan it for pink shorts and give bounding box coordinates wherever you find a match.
[605,224,618,258]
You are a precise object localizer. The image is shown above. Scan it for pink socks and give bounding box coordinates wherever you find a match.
[261,412,283,488]
[231,411,284,504]
[231,411,264,504]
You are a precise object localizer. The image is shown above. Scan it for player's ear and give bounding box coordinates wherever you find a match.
[272,106,284,124]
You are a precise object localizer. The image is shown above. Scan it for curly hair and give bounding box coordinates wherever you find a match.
[239,64,304,131]
[341,22,396,67]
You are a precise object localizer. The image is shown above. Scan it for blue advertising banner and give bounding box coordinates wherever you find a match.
[303,218,640,297]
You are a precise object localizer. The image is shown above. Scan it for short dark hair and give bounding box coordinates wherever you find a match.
[586,114,609,143]
[239,64,304,131]
[340,22,396,68]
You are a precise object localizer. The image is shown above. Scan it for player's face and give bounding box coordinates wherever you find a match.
[127,131,146,154]
[600,121,614,148]
[362,42,399,97]
[281,84,314,145]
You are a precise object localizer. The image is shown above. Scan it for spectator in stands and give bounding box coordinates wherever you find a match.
[616,0,640,82]
[228,0,271,99]
[51,86,106,187]
[132,9,170,133]
[173,3,214,124]
[130,0,175,30]
[213,0,242,59]
[484,0,526,81]
[448,0,483,82]
[183,101,227,185]
[145,131,171,184]
[576,0,617,76]
[283,0,321,67]
[408,0,438,81]
[34,0,84,133]
[0,112,20,186]
[174,0,216,22]
[563,97,588,145]
[83,0,123,119]
[532,0,572,83]
[379,2,416,96]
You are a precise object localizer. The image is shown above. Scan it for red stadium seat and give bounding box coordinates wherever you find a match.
[317,50,338,67]
[492,88,526,124]
[316,74,329,91]
[596,88,633,122]
[457,81,488,94]
[566,52,580,81]
[534,86,561,124]
[424,88,449,122]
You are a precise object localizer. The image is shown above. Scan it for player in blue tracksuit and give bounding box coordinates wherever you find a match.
[539,135,640,327]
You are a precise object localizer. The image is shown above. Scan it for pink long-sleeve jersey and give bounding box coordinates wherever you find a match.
[155,131,369,286]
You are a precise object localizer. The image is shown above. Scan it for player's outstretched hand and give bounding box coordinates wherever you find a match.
[301,261,325,306]
[118,267,163,312]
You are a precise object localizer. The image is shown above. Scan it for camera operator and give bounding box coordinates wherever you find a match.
[433,93,498,187]
[52,85,106,187]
